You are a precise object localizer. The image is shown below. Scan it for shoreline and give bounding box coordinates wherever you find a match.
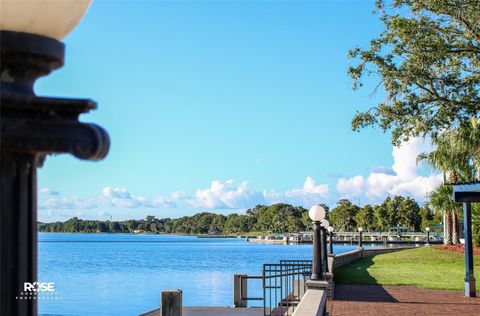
[37,231,246,238]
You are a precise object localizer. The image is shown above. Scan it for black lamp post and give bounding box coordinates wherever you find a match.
[320,219,330,274]
[1,3,109,315]
[328,226,334,255]
[426,227,430,245]
[358,227,363,248]
[309,205,326,280]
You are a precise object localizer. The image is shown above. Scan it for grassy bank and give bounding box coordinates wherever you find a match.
[335,246,480,291]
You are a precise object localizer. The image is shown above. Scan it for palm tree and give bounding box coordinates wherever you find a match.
[417,128,471,244]
[429,185,461,244]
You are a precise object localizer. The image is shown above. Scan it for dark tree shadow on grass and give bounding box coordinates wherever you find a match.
[333,257,398,303]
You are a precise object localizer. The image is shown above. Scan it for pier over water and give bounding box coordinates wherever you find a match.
[247,231,442,245]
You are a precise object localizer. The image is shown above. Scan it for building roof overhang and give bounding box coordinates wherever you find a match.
[452,181,480,203]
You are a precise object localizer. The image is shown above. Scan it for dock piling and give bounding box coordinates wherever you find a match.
[161,290,182,316]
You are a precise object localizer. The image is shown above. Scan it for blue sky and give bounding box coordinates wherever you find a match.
[36,0,441,221]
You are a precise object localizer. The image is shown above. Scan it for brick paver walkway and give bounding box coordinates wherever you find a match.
[327,284,480,316]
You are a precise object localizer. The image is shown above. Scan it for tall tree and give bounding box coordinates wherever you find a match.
[420,204,441,231]
[397,197,422,231]
[224,214,244,234]
[388,196,406,228]
[301,211,312,230]
[329,199,360,232]
[354,204,376,231]
[373,204,390,231]
[348,0,480,145]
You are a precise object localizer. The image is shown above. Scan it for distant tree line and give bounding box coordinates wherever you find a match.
[37,204,310,235]
[329,196,441,233]
[38,197,440,235]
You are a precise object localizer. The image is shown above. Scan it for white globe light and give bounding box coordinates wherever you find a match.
[358,227,363,232]
[0,0,92,40]
[327,226,334,233]
[321,219,330,228]
[309,205,326,222]
[426,227,430,232]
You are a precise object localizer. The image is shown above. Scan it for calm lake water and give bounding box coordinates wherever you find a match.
[38,233,358,315]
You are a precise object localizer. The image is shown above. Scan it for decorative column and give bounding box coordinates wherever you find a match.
[0,29,109,316]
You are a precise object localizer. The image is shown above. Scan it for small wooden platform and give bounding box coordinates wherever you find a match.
[140,306,263,316]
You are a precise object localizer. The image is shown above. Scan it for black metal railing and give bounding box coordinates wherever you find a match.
[240,259,312,316]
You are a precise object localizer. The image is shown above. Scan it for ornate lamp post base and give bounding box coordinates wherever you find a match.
[0,31,109,316]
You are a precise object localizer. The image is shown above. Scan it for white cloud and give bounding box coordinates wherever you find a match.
[392,137,434,180]
[171,191,187,200]
[364,173,400,199]
[39,188,60,195]
[187,177,330,210]
[189,180,264,209]
[101,186,180,208]
[38,209,72,222]
[102,187,133,199]
[369,166,395,175]
[38,179,332,214]
[264,177,329,207]
[336,137,442,203]
[39,195,98,210]
[39,187,185,211]
[337,175,365,196]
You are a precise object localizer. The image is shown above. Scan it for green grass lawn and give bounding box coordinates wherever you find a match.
[335,246,480,291]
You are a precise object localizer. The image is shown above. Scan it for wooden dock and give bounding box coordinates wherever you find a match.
[141,279,305,316]
[140,306,263,316]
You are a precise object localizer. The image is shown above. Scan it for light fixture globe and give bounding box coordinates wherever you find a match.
[0,0,92,40]
[328,226,334,233]
[321,219,330,228]
[426,227,430,232]
[309,205,326,222]
[358,227,363,232]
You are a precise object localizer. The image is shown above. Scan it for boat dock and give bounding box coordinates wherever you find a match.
[247,231,442,244]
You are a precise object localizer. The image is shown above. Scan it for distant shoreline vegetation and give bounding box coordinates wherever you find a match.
[38,196,441,235]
